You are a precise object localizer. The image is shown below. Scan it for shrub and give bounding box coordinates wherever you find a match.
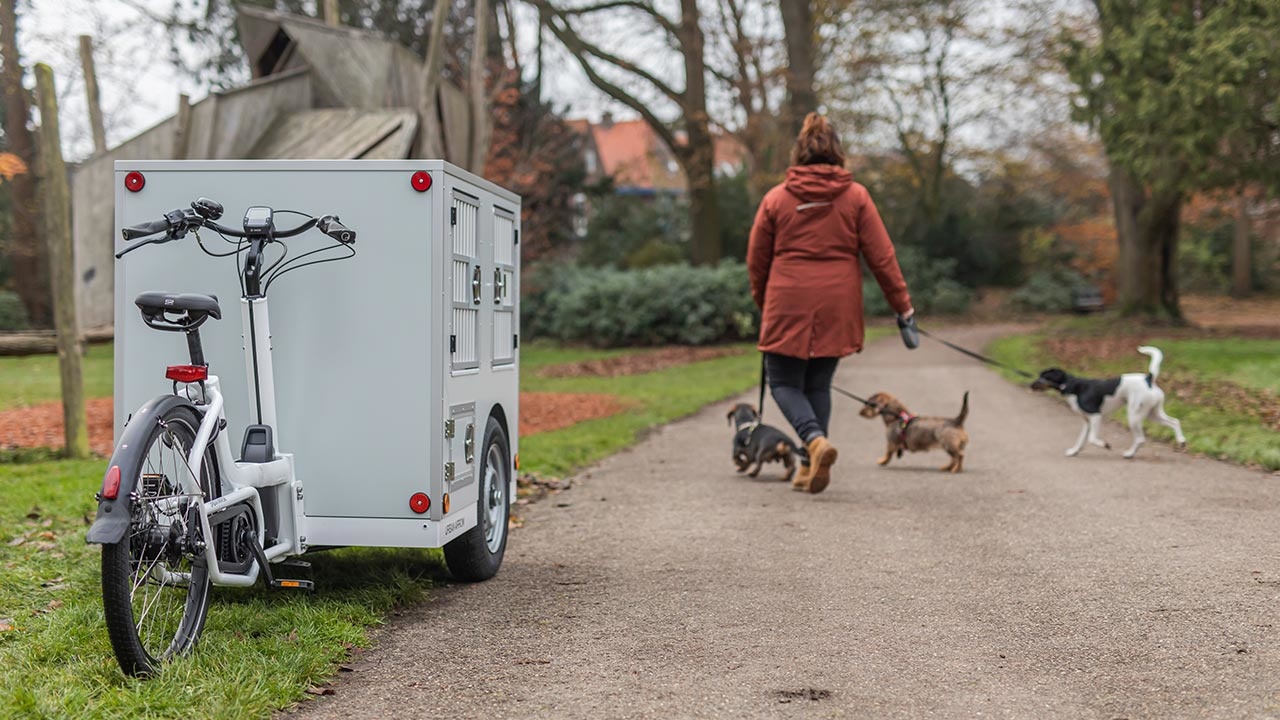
[861,244,973,317]
[0,290,29,331]
[523,261,759,347]
[1008,267,1091,312]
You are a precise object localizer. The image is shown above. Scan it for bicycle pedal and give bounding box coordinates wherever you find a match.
[270,578,315,591]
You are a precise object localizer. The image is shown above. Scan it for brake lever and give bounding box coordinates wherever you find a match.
[115,235,167,260]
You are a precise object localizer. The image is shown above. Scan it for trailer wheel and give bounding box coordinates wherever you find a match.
[444,416,509,581]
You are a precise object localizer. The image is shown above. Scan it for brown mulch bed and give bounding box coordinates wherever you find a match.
[539,346,746,378]
[519,392,626,435]
[0,397,115,457]
[1,392,626,457]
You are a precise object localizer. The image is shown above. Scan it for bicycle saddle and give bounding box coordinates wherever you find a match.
[135,291,221,331]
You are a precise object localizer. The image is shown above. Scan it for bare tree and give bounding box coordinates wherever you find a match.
[0,0,49,326]
[418,0,450,159]
[468,0,492,172]
[779,0,816,135]
[534,0,722,264]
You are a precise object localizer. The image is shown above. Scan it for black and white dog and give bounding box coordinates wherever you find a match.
[1031,346,1187,459]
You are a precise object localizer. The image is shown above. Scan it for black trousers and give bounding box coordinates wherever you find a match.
[764,352,840,445]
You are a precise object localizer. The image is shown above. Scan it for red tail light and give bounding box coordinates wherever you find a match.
[124,171,145,192]
[165,365,208,383]
[101,465,121,500]
[410,171,432,192]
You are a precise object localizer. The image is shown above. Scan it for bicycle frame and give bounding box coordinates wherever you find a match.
[173,296,304,587]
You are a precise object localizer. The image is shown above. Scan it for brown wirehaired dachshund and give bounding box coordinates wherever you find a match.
[859,391,969,473]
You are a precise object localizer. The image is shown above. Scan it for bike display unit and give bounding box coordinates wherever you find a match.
[87,160,520,675]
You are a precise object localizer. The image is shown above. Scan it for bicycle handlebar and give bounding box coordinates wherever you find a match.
[117,200,355,260]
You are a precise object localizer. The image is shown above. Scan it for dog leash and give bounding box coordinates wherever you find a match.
[916,326,1036,379]
[757,354,768,421]
[831,384,901,421]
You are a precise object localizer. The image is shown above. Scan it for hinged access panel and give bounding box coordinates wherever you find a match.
[450,191,481,372]
[492,206,517,366]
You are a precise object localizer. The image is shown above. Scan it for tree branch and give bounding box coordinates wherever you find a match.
[556,0,679,38]
[541,10,680,152]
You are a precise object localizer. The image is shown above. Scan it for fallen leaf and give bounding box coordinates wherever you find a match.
[40,519,52,528]
[32,542,56,552]
[304,686,334,696]
[25,507,40,520]
[0,618,14,632]
[7,537,25,547]
[40,577,65,588]
[46,600,63,612]
[38,531,56,540]
[338,665,355,673]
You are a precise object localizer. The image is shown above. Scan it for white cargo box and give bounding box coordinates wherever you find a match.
[113,160,520,548]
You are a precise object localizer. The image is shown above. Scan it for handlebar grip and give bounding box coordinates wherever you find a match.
[121,218,171,241]
[318,216,356,244]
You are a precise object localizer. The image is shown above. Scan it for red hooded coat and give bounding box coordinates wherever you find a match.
[748,164,912,358]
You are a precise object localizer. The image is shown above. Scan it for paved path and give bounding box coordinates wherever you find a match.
[293,326,1280,719]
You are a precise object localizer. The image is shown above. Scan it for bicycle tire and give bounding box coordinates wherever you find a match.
[101,404,219,677]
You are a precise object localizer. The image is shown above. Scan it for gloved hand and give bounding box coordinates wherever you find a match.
[897,311,920,350]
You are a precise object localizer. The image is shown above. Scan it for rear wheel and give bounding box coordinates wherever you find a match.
[444,417,510,581]
[101,405,218,676]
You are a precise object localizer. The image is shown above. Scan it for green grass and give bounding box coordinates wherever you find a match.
[987,331,1280,470]
[0,458,445,719]
[0,343,114,410]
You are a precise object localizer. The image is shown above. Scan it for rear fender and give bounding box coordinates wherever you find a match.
[85,395,202,545]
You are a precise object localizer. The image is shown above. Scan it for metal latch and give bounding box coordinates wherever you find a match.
[471,265,482,305]
[464,423,475,464]
[493,268,504,303]
[444,461,455,483]
[444,418,455,439]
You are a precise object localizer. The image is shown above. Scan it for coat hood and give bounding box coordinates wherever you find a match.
[784,164,854,203]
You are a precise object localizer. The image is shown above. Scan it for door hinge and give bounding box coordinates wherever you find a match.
[513,229,519,244]
[444,418,455,439]
[450,334,457,353]
[513,333,519,349]
[444,461,455,483]
[450,206,457,226]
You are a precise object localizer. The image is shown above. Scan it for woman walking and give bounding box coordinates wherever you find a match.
[748,113,915,494]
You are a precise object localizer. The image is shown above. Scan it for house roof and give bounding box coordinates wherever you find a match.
[572,117,749,193]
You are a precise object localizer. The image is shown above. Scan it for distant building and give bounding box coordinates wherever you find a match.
[565,113,747,236]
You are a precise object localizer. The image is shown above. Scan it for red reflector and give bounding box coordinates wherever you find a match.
[102,466,122,500]
[410,171,432,192]
[124,171,145,192]
[409,492,430,514]
[165,364,208,383]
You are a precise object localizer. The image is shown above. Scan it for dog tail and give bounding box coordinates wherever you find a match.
[953,391,969,427]
[1137,345,1163,382]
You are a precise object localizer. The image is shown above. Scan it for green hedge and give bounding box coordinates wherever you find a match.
[1009,267,1090,312]
[523,251,975,347]
[523,261,758,347]
[0,290,29,331]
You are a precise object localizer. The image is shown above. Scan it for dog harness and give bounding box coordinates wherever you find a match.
[897,411,917,431]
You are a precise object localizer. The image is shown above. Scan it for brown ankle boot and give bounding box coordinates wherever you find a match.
[791,460,811,491]
[804,436,838,494]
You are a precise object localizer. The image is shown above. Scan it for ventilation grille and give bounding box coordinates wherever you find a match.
[452,196,478,258]
[494,213,514,266]
[452,307,478,367]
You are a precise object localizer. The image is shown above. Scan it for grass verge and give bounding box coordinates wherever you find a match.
[987,327,1280,470]
[0,343,113,410]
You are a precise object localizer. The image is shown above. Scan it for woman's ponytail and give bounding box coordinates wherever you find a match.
[790,112,847,167]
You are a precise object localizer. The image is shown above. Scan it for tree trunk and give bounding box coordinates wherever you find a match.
[324,0,339,26]
[779,0,816,137]
[468,0,492,173]
[0,0,50,327]
[34,64,88,459]
[1231,188,1251,297]
[679,0,721,265]
[78,35,107,155]
[417,0,449,159]
[1108,166,1183,320]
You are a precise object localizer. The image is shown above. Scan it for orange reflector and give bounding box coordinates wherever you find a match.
[514,453,519,471]
[442,493,451,514]
[279,580,301,588]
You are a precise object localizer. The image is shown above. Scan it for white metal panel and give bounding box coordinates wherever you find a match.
[114,159,520,536]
